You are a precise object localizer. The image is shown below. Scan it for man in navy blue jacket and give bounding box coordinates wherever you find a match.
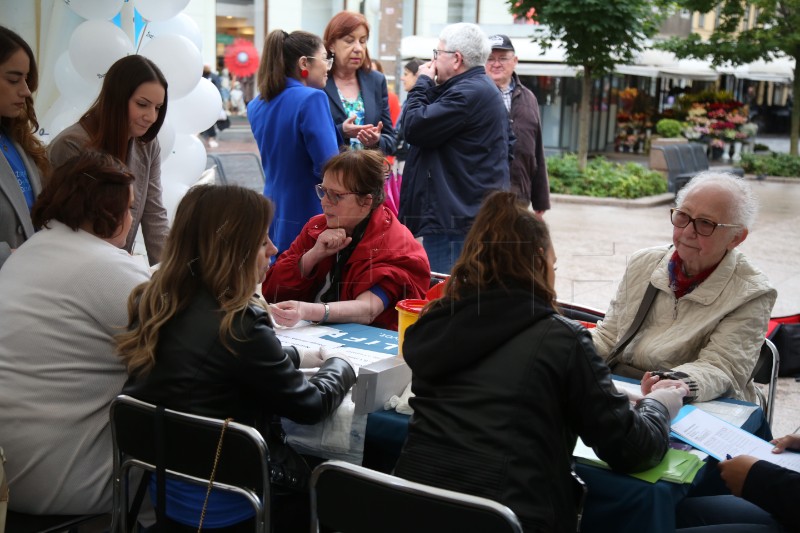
[399,22,511,274]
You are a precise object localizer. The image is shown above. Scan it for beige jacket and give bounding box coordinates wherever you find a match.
[47,123,169,265]
[592,245,777,403]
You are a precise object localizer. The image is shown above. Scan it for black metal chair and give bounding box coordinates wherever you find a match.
[109,395,270,533]
[310,460,524,533]
[205,152,266,193]
[751,339,780,427]
[557,300,605,325]
[4,512,107,533]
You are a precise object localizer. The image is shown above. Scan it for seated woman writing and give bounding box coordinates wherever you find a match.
[393,191,686,533]
[117,185,356,532]
[592,171,777,403]
[263,149,429,330]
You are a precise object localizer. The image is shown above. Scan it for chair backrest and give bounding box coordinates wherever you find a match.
[205,152,266,193]
[557,300,605,325]
[310,460,523,533]
[5,512,107,533]
[109,395,270,533]
[687,142,710,172]
[751,339,780,427]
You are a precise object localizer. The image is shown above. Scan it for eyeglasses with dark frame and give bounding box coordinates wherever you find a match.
[315,184,362,205]
[670,208,742,236]
[306,55,334,70]
[432,49,457,60]
[486,55,514,65]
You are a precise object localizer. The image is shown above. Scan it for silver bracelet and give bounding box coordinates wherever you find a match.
[311,303,330,325]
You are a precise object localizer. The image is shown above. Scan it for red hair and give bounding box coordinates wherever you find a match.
[323,11,372,74]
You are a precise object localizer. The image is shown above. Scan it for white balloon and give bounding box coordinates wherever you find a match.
[54,52,100,108]
[134,0,190,22]
[65,0,125,20]
[160,180,191,224]
[157,120,177,163]
[160,134,207,187]
[68,20,133,84]
[140,34,202,99]
[168,78,222,135]
[140,13,202,52]
[40,100,83,143]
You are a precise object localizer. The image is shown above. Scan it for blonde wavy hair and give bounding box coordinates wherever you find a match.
[116,185,274,376]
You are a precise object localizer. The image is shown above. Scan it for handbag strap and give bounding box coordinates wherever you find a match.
[197,418,232,533]
[606,282,658,368]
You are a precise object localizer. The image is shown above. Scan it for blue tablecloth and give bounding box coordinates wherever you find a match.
[364,400,771,533]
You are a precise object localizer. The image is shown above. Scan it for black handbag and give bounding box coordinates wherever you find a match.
[265,416,311,494]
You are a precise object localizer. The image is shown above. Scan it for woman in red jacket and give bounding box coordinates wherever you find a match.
[263,149,429,330]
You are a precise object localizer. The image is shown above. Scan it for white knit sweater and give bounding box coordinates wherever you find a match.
[0,221,150,514]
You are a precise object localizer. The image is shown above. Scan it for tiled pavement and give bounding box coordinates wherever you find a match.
[209,120,800,438]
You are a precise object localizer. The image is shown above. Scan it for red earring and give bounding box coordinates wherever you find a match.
[301,69,309,78]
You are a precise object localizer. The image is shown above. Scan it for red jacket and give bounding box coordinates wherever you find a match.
[263,205,430,330]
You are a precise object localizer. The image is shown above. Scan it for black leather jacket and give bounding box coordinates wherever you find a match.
[394,288,671,533]
[123,289,355,428]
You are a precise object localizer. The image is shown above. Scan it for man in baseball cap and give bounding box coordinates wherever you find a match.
[486,34,550,217]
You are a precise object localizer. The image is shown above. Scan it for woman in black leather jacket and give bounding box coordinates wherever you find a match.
[394,191,686,533]
[117,185,355,532]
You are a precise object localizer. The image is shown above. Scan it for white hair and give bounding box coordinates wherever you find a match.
[675,171,758,231]
[439,23,491,69]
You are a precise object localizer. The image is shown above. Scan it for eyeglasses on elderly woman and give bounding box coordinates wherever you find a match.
[315,184,362,205]
[670,208,741,237]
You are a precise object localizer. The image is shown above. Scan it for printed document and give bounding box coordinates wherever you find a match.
[671,405,800,472]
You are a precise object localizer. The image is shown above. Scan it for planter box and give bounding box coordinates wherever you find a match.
[650,137,688,172]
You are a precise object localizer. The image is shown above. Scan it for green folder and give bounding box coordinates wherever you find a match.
[573,439,704,484]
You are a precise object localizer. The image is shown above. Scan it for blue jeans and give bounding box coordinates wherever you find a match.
[676,495,787,532]
[421,234,464,275]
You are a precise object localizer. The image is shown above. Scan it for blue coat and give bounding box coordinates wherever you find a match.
[324,69,396,155]
[248,79,340,255]
[399,67,510,237]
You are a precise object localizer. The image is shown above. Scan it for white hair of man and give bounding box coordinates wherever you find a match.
[439,23,491,69]
[675,171,758,232]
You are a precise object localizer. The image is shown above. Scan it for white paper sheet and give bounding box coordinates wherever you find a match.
[671,405,800,471]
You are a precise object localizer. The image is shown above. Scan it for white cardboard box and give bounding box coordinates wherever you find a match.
[352,357,411,415]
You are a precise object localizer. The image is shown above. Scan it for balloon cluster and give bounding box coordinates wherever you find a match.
[43,0,222,226]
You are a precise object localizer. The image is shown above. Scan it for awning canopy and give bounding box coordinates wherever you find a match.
[733,57,795,83]
[616,49,718,81]
[401,35,793,83]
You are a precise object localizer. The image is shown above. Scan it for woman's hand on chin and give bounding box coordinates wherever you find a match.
[314,228,352,257]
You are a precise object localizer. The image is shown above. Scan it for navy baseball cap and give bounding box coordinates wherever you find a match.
[488,34,514,52]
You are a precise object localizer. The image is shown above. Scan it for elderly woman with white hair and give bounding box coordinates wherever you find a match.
[591,171,777,403]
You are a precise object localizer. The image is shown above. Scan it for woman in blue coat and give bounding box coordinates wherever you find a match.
[248,30,340,256]
[323,11,395,154]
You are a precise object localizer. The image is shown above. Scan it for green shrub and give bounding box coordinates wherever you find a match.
[547,154,667,198]
[739,153,800,177]
[753,143,771,152]
[655,118,683,138]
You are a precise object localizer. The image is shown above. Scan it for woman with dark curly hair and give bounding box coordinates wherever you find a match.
[0,150,149,514]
